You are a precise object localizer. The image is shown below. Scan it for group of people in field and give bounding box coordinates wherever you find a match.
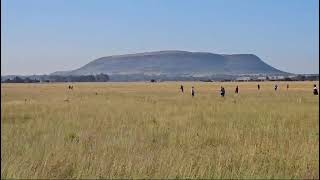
[68,85,74,90]
[66,83,318,97]
[179,83,319,97]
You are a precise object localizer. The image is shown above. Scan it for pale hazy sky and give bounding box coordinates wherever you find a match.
[1,0,319,75]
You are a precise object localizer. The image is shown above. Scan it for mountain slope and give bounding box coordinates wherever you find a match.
[51,50,288,76]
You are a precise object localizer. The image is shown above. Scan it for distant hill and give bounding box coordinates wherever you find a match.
[52,50,289,78]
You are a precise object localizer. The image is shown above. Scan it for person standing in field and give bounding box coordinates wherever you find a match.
[191,86,195,97]
[313,84,318,95]
[287,84,289,90]
[235,85,239,94]
[180,85,184,93]
[274,84,278,91]
[220,86,225,97]
[258,84,260,90]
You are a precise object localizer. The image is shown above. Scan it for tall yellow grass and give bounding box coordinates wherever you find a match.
[1,81,319,179]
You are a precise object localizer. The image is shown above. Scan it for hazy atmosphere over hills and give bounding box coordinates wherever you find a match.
[52,51,288,78]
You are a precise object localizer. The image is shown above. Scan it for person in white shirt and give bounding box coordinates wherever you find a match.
[313,84,318,95]
[220,86,225,97]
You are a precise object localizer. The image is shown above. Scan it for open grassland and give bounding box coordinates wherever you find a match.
[1,81,319,179]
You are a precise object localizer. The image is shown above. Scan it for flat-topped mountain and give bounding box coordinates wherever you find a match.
[51,50,289,77]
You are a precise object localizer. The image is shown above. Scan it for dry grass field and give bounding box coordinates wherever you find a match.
[1,81,319,179]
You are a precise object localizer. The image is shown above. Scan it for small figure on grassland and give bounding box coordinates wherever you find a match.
[191,86,195,97]
[220,86,225,97]
[313,84,318,95]
[180,85,184,93]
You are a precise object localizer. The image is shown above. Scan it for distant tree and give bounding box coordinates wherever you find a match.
[24,77,32,83]
[12,76,24,83]
[296,75,306,81]
[284,77,292,81]
[95,74,109,82]
[200,79,213,82]
[305,75,319,81]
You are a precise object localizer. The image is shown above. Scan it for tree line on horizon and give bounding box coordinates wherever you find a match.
[1,74,110,83]
[1,74,319,83]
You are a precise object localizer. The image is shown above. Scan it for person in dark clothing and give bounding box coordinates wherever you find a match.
[274,84,278,91]
[313,84,318,95]
[258,84,260,90]
[287,84,289,90]
[220,86,225,97]
[191,86,195,97]
[180,85,184,93]
[235,85,239,94]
